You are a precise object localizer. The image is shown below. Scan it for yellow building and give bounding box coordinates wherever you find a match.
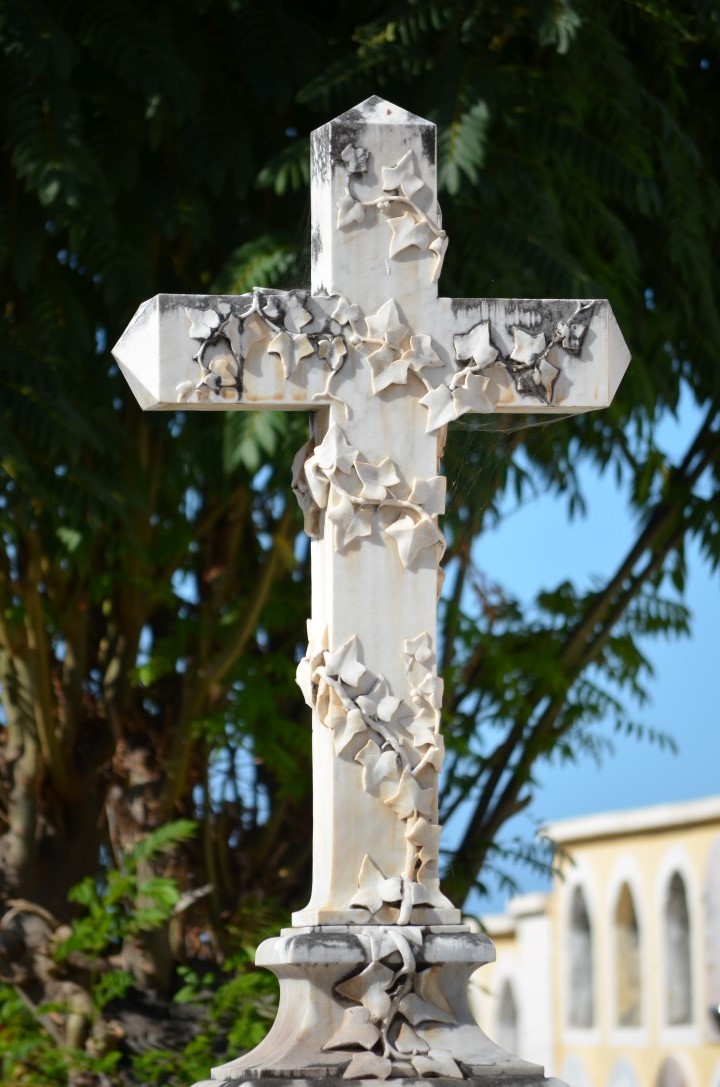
[470,796,720,1087]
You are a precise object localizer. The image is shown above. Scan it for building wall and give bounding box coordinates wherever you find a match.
[471,797,720,1087]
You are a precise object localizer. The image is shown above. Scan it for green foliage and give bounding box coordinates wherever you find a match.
[1,0,719,1080]
[57,821,196,963]
[0,985,121,1086]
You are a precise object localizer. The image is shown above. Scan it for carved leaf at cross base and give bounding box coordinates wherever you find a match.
[336,961,395,1021]
[398,992,455,1027]
[324,1005,381,1052]
[350,855,403,915]
[412,1049,464,1079]
[326,922,468,1080]
[343,1052,393,1080]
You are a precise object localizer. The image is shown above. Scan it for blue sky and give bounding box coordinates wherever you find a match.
[451,389,719,913]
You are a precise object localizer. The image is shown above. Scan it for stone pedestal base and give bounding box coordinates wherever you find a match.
[190,926,562,1087]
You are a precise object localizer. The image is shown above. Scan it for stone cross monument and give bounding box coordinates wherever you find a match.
[114,97,629,1086]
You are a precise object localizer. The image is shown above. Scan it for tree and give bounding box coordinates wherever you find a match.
[0,0,718,1082]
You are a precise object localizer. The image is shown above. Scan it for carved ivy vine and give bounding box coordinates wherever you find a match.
[178,288,351,404]
[179,284,596,439]
[323,926,463,1080]
[337,144,448,283]
[296,627,449,922]
[291,421,445,568]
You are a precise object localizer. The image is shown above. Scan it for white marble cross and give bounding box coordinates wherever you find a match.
[114,96,629,937]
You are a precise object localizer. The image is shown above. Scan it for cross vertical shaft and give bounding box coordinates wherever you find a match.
[113,95,630,1087]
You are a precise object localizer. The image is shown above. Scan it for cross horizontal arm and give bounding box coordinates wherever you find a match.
[113,290,353,411]
[415,296,631,432]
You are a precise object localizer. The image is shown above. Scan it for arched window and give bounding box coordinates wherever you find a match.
[496,979,518,1055]
[665,872,692,1025]
[608,1056,640,1087]
[705,836,720,1042]
[568,885,594,1027]
[615,882,641,1026]
[655,1056,688,1087]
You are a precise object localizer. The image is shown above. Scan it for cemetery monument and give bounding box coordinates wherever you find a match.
[114,97,630,1086]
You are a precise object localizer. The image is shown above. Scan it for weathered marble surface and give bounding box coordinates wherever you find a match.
[114,96,630,1086]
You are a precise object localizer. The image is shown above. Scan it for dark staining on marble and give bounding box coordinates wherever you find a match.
[311,126,332,188]
[311,224,323,266]
[330,117,367,168]
[420,125,436,166]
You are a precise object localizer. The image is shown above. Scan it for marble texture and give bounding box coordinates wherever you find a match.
[113,96,631,1085]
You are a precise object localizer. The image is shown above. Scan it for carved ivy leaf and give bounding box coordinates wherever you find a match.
[332,295,361,326]
[176,381,195,401]
[341,143,371,175]
[205,349,238,386]
[337,193,365,228]
[363,299,408,351]
[369,334,442,394]
[355,741,400,797]
[400,334,444,378]
[406,714,439,754]
[351,854,403,914]
[330,706,367,755]
[453,320,499,371]
[412,730,445,774]
[304,457,331,510]
[355,458,401,502]
[428,234,448,282]
[384,512,444,568]
[325,684,350,731]
[537,357,561,401]
[404,632,434,667]
[398,992,455,1027]
[509,327,547,366]
[284,295,313,334]
[368,347,411,394]
[324,635,366,688]
[267,330,314,378]
[386,769,433,821]
[318,335,348,371]
[295,656,315,710]
[452,371,498,416]
[328,493,375,550]
[405,816,442,860]
[418,382,457,432]
[241,310,271,353]
[408,478,448,519]
[343,1052,392,1080]
[555,301,594,353]
[412,1049,463,1079]
[324,1005,381,1052]
[415,965,454,1018]
[387,212,433,258]
[382,150,425,199]
[336,961,395,1022]
[314,424,359,475]
[356,675,398,722]
[185,307,220,340]
[395,1023,429,1056]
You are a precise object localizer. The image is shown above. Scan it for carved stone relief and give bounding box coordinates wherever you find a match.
[291,422,445,567]
[296,626,449,922]
[338,143,448,282]
[323,926,463,1080]
[179,289,598,436]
